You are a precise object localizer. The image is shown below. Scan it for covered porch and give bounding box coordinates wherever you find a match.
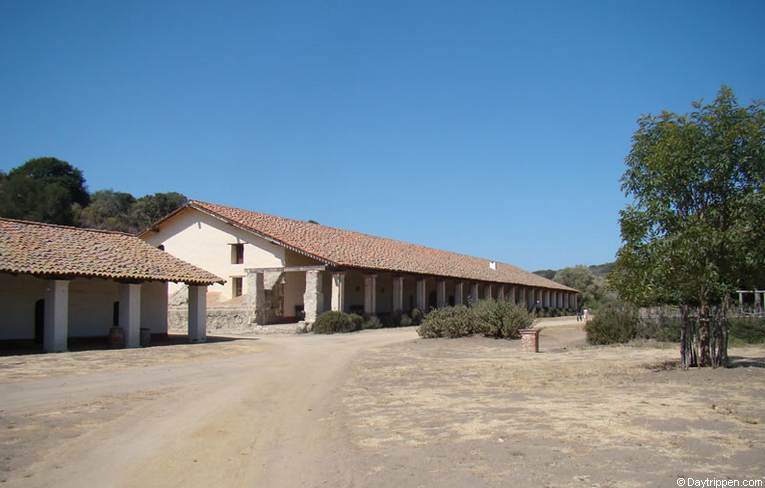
[245,267,579,325]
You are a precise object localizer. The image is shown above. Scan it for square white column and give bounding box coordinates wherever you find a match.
[188,285,207,343]
[363,274,377,315]
[303,270,323,323]
[416,278,427,311]
[392,276,404,313]
[119,283,142,348]
[454,282,464,305]
[44,280,70,353]
[485,284,493,300]
[331,272,345,312]
[436,280,446,308]
[497,286,505,301]
[470,283,479,303]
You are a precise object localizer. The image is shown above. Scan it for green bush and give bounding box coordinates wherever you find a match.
[585,302,641,345]
[729,317,765,344]
[348,313,365,330]
[410,308,424,325]
[399,314,413,327]
[471,300,533,339]
[313,311,359,334]
[417,305,475,338]
[362,315,383,330]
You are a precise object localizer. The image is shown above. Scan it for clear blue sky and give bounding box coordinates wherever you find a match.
[1,1,763,271]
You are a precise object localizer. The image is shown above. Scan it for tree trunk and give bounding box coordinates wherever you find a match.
[680,305,697,368]
[698,302,712,367]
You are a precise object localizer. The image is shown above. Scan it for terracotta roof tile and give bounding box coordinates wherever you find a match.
[184,201,576,292]
[0,218,224,285]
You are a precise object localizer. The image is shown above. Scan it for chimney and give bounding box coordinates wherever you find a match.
[489,261,497,270]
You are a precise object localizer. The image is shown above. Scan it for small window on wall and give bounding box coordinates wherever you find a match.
[231,244,244,264]
[233,277,243,297]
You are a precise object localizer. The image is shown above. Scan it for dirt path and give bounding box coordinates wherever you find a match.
[0,328,419,487]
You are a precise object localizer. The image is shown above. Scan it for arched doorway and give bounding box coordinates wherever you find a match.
[34,299,44,344]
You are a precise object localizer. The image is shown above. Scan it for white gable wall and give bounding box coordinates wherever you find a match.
[142,207,286,300]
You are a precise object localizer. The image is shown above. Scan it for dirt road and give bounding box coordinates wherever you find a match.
[0,328,419,487]
[2,319,763,488]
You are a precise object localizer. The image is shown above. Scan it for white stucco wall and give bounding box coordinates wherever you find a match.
[142,207,286,300]
[0,273,168,340]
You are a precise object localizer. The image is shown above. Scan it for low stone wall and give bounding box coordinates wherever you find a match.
[169,306,302,335]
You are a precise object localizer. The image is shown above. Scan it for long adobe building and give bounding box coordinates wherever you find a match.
[140,200,578,324]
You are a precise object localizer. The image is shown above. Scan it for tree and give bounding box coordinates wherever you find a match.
[129,192,187,232]
[610,86,765,368]
[0,157,90,225]
[553,265,617,310]
[75,190,136,232]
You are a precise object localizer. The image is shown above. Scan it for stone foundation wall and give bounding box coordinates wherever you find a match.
[169,306,302,335]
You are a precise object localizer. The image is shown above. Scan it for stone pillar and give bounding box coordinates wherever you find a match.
[520,287,527,308]
[497,286,505,301]
[246,270,266,324]
[188,285,207,343]
[303,270,323,323]
[364,274,377,315]
[416,278,427,311]
[520,328,540,353]
[44,279,70,353]
[436,280,447,308]
[510,286,516,304]
[331,272,345,312]
[392,276,404,313]
[454,281,464,305]
[470,283,479,303]
[119,283,142,348]
[485,284,493,300]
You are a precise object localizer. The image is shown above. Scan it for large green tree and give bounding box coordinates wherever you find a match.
[129,192,187,232]
[0,157,90,225]
[75,190,137,232]
[610,86,765,367]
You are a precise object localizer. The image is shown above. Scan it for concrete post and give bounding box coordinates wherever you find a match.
[392,276,404,313]
[416,278,427,311]
[331,272,345,312]
[246,270,266,324]
[436,280,447,308]
[303,270,323,323]
[188,285,207,343]
[119,283,142,348]
[364,274,377,315]
[44,280,69,353]
[497,286,505,301]
[454,281,464,305]
[470,283,479,303]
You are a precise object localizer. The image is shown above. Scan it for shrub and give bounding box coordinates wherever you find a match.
[362,315,383,330]
[313,311,358,334]
[729,317,765,345]
[471,300,533,339]
[417,305,475,338]
[585,302,640,344]
[399,314,413,327]
[410,308,424,325]
[348,313,365,330]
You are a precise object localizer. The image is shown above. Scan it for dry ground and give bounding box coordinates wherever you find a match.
[0,320,763,487]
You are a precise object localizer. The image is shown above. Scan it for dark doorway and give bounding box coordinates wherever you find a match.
[428,290,437,309]
[34,299,44,344]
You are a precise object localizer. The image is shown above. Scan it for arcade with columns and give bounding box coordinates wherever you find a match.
[245,266,579,325]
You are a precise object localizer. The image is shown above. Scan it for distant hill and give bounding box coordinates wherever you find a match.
[533,262,615,281]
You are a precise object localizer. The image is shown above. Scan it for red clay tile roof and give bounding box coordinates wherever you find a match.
[0,218,224,285]
[159,201,575,292]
